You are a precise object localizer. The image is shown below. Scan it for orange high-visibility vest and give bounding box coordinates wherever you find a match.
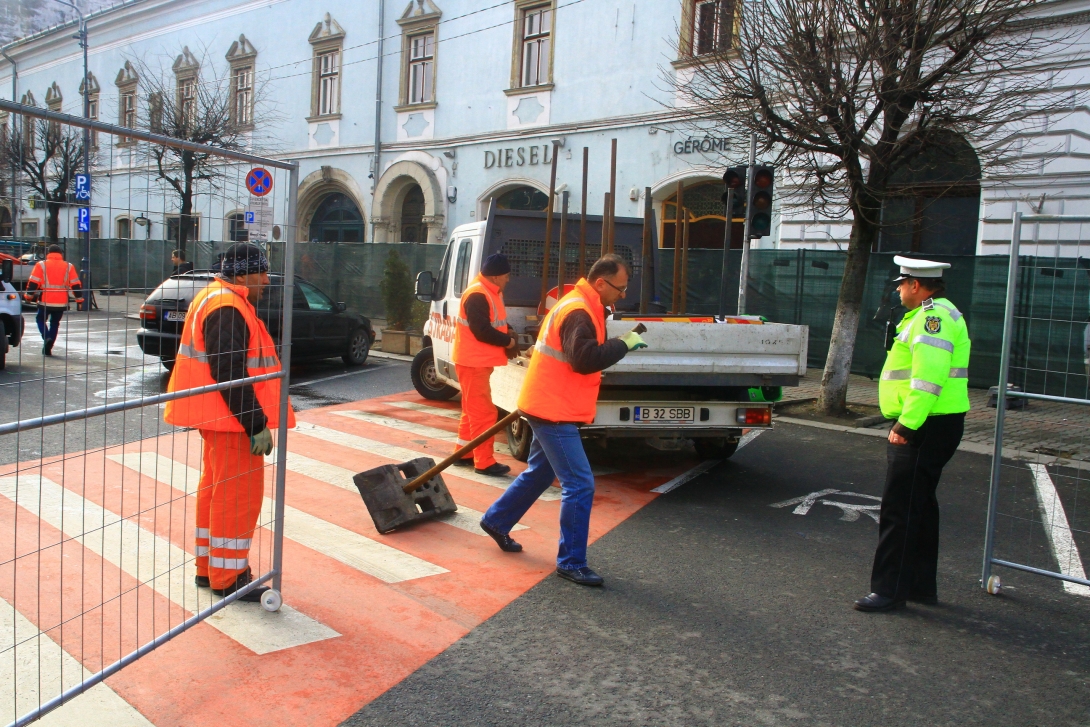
[27,253,81,306]
[517,278,606,424]
[453,274,510,367]
[164,278,295,432]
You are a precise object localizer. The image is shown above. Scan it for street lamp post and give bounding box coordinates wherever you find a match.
[54,0,90,311]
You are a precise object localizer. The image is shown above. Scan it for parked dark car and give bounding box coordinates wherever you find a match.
[137,272,374,370]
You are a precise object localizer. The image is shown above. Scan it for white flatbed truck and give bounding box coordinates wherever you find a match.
[411,207,808,460]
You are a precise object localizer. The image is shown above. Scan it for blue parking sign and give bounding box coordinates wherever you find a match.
[77,207,90,233]
[245,211,256,224]
[75,173,91,202]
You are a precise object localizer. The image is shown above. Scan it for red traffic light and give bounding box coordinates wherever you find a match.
[753,167,773,188]
[723,167,745,189]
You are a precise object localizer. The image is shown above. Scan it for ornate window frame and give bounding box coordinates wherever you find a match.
[115,61,138,145]
[226,34,257,131]
[79,72,101,149]
[506,0,556,95]
[395,0,441,112]
[674,0,739,69]
[173,47,200,130]
[308,13,345,121]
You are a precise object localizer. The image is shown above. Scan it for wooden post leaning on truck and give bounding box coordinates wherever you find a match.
[403,410,523,494]
[640,186,652,313]
[579,147,589,277]
[539,141,560,305]
[607,138,618,254]
[672,180,684,313]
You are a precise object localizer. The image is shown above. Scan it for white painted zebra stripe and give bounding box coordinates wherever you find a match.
[0,474,339,656]
[0,594,154,727]
[292,422,560,501]
[331,410,460,442]
[1027,464,1090,597]
[387,400,462,420]
[438,505,528,536]
[114,453,448,584]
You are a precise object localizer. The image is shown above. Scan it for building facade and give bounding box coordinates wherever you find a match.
[0,0,1087,258]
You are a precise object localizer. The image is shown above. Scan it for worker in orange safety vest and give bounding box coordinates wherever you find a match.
[479,254,648,587]
[24,244,83,356]
[164,243,295,601]
[452,253,519,476]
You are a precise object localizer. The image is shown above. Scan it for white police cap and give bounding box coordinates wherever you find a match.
[892,255,950,281]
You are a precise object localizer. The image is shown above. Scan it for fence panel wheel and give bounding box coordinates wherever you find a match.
[262,589,284,612]
[986,575,1002,595]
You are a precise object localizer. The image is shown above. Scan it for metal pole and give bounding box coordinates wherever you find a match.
[539,141,558,305]
[371,0,385,222]
[680,212,690,314]
[640,186,652,313]
[982,212,1022,589]
[737,133,757,314]
[607,138,617,254]
[1,48,17,238]
[717,189,734,319]
[579,147,588,277]
[558,190,569,294]
[272,163,299,595]
[672,181,684,313]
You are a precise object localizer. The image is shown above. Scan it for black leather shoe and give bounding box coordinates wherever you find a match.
[43,338,54,356]
[908,593,938,605]
[453,457,474,467]
[211,568,268,602]
[479,519,523,552]
[853,592,906,612]
[195,575,210,588]
[475,463,512,476]
[556,566,604,587]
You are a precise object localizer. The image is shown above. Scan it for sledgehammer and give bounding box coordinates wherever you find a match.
[351,409,522,534]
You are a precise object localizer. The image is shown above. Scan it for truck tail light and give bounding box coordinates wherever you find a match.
[139,304,157,321]
[736,407,771,425]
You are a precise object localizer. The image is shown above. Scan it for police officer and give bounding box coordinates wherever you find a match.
[452,253,518,476]
[855,256,971,612]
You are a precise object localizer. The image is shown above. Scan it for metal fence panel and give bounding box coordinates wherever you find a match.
[982,213,1090,598]
[0,99,298,726]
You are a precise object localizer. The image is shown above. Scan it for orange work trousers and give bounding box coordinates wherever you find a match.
[455,364,498,469]
[194,430,266,590]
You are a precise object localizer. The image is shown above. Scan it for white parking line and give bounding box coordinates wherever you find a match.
[292,422,560,500]
[1027,464,1090,597]
[113,453,449,584]
[0,473,340,656]
[651,460,722,494]
[437,505,528,536]
[0,595,153,727]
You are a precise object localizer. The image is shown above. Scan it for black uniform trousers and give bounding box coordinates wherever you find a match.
[870,413,965,600]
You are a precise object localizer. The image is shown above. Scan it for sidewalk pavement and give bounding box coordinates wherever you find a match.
[781,369,1090,465]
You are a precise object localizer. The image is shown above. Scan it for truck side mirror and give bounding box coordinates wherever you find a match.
[415,271,435,302]
[1,260,11,284]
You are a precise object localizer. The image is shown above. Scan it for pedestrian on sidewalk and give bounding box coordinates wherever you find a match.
[164,242,295,602]
[479,255,648,587]
[171,249,194,276]
[855,256,971,613]
[24,244,83,356]
[452,252,519,476]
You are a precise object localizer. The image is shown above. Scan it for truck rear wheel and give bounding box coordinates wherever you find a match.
[694,437,738,460]
[411,346,458,401]
[506,415,533,462]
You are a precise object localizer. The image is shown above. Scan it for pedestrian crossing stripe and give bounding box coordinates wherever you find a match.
[332,409,460,442]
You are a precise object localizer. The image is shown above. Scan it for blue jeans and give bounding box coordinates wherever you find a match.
[482,419,596,570]
[35,306,64,342]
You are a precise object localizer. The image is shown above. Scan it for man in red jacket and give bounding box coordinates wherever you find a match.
[24,245,83,356]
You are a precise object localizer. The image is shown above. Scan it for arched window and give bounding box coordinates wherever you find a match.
[661,181,742,249]
[400,184,426,242]
[494,185,550,211]
[878,132,982,255]
[308,192,364,242]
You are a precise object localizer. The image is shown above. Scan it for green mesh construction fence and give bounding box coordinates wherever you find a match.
[656,248,1085,394]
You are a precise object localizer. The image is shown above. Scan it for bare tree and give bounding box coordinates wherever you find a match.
[672,0,1079,414]
[131,44,268,255]
[2,116,86,244]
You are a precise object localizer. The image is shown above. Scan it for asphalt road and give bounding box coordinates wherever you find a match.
[344,422,1090,727]
[0,303,410,466]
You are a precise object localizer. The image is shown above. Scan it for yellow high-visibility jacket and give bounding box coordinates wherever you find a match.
[878,297,971,431]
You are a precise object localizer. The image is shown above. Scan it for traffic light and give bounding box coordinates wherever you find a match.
[721,166,747,220]
[747,165,774,238]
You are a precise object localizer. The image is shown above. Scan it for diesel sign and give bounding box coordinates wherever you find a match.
[484,144,555,168]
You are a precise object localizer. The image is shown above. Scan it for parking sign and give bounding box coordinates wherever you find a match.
[77,207,90,233]
[75,174,91,202]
